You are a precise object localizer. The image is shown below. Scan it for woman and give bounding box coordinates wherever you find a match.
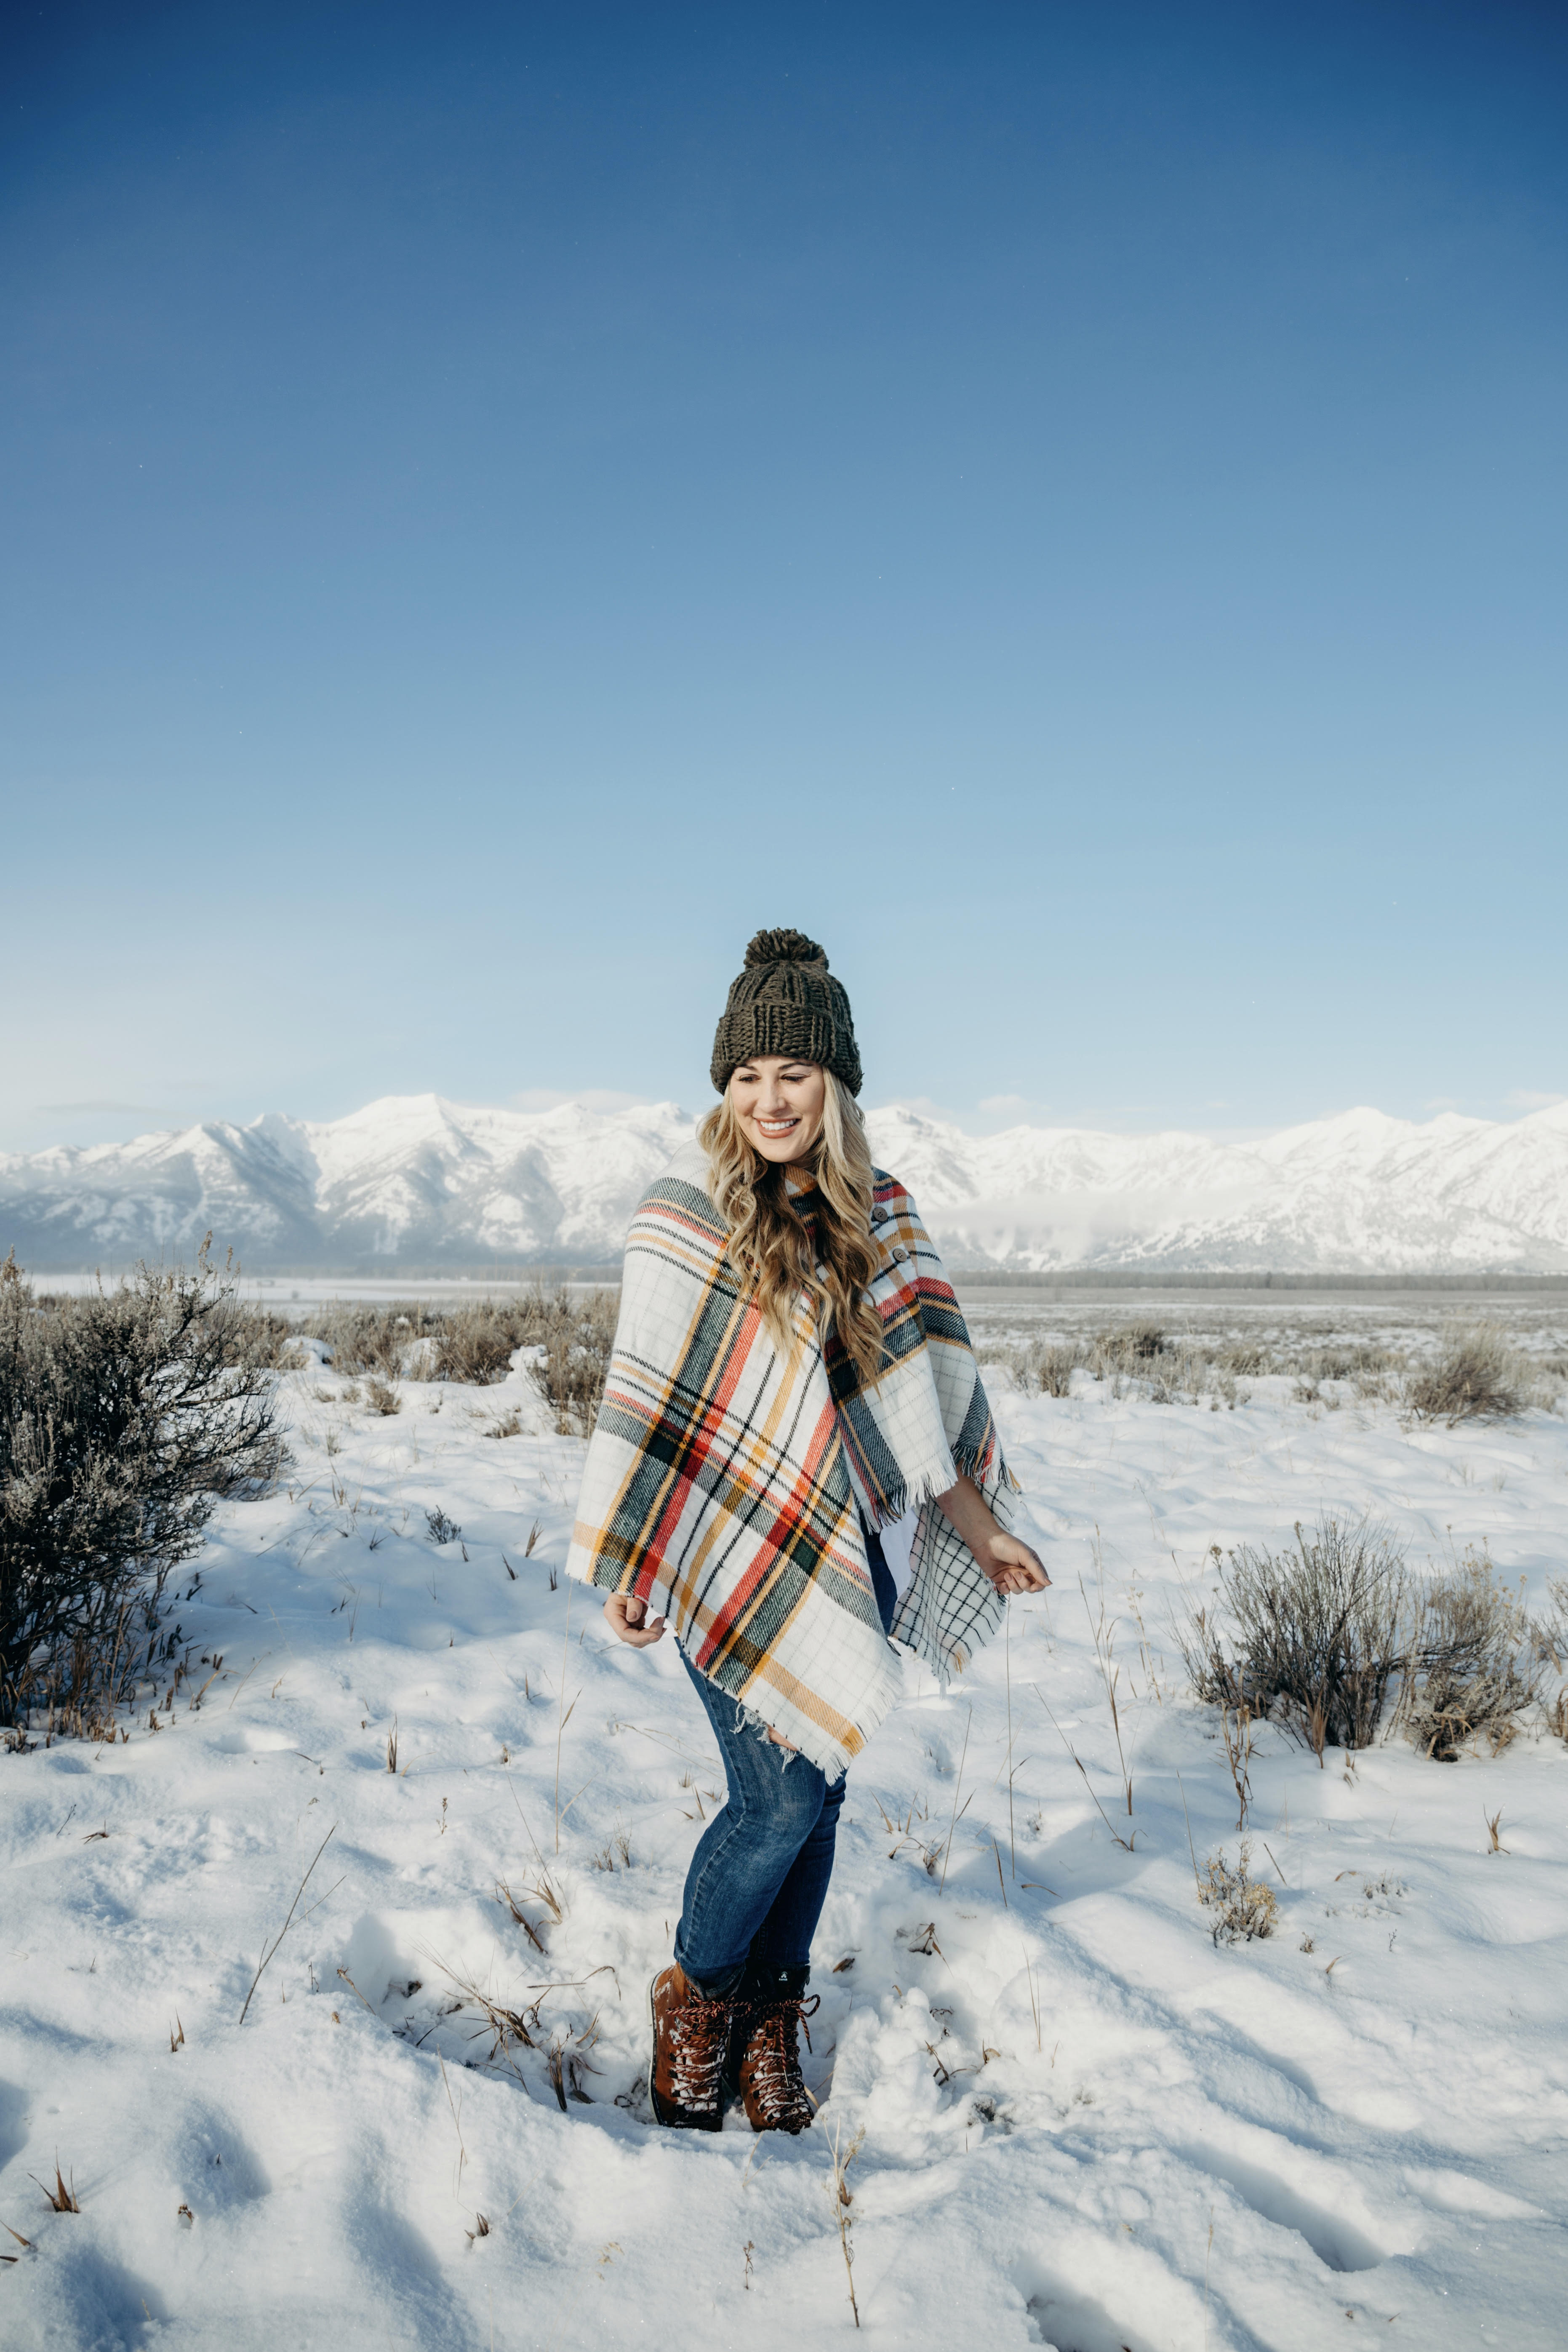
[567,928,1048,2136]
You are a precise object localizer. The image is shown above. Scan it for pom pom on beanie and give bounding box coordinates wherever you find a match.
[742,927,828,972]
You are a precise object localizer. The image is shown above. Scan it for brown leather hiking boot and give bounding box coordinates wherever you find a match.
[731,1981,821,2133]
[648,1965,734,2130]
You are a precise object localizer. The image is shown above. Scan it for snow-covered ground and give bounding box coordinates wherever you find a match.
[3,1353,1565,2351]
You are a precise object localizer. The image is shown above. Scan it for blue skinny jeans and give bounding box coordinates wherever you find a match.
[673,1526,898,1996]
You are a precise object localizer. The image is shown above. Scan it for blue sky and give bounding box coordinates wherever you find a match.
[3,0,1564,1153]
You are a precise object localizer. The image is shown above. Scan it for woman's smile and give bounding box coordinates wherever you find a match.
[729,1057,827,1164]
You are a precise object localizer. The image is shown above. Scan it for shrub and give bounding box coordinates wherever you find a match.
[364,1375,402,1416]
[1198,1843,1277,1944]
[301,1302,439,1380]
[1087,1323,1165,1381]
[216,1305,299,1368]
[1408,1324,1525,1423]
[1397,1547,1541,1758]
[432,1292,618,1419]
[431,1301,529,1386]
[533,1289,618,1435]
[1119,1321,1166,1363]
[285,1288,620,1434]
[1,1246,285,1731]
[1539,1574,1568,1673]
[978,1339,1085,1398]
[1181,1515,1407,1754]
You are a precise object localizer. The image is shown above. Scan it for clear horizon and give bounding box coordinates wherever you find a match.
[4,3,1564,1155]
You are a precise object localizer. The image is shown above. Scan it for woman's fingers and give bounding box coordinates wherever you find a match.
[603,1592,667,1646]
[983,1536,1051,1594]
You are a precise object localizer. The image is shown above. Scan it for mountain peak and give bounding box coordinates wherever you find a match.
[3,1097,1565,1274]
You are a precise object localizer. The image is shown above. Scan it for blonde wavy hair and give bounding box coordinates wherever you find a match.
[697,1072,886,1385]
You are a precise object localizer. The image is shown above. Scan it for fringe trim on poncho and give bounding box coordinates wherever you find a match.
[565,1142,1018,1780]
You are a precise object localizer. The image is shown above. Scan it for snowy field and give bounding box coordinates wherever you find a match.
[3,1342,1566,2351]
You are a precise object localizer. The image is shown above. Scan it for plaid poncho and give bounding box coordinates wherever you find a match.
[566,1142,1018,1779]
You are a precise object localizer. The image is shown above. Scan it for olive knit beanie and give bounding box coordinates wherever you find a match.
[709,928,862,1097]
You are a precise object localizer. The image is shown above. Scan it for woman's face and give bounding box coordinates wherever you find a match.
[728,1057,827,1165]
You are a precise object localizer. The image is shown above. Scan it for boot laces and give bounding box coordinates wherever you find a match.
[747,1994,820,2121]
[667,1989,733,2107]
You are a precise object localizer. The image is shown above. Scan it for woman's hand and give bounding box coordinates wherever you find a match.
[935,1472,1051,1595]
[603,1591,666,1647]
[976,1528,1050,1596]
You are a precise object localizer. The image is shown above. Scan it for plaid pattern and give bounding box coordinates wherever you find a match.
[566,1144,1017,1779]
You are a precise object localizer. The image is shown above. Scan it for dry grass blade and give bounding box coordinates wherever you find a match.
[827,2121,866,2328]
[527,1872,565,1926]
[1022,1945,1042,2051]
[1081,1544,1135,1824]
[1175,1767,1203,1896]
[496,1880,546,1952]
[239,1827,337,2024]
[438,1973,540,2072]
[439,2053,468,2194]
[335,1966,378,2016]
[555,1584,574,1854]
[33,2161,80,2214]
[937,1707,972,1893]
[1034,1686,1135,1852]
[992,1837,1008,1909]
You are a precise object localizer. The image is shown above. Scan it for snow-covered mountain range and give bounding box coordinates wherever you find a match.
[4,1093,1567,1274]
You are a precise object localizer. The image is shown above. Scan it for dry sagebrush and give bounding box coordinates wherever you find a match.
[1,1245,285,1731]
[1181,1515,1408,1755]
[1408,1324,1530,1424]
[1183,1517,1547,1760]
[1396,1546,1542,1759]
[294,1289,618,1435]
